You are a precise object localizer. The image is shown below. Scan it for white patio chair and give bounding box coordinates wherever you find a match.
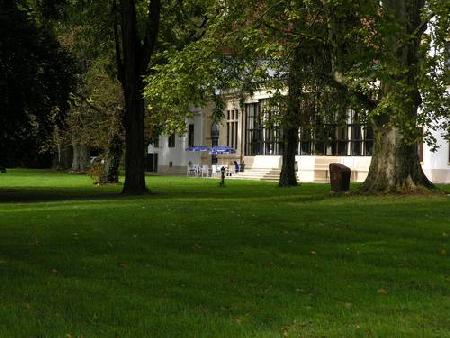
[211,165,216,177]
[187,164,199,176]
[200,165,210,177]
[215,164,224,177]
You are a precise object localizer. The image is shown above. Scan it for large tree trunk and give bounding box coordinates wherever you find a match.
[117,0,160,194]
[279,49,302,187]
[71,140,80,171]
[279,126,299,187]
[54,144,72,170]
[79,145,89,171]
[71,141,89,172]
[104,130,124,183]
[362,0,433,193]
[122,77,147,193]
[362,125,432,192]
[120,0,146,194]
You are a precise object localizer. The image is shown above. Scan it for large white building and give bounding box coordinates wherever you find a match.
[147,91,450,183]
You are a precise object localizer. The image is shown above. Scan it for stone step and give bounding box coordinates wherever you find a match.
[238,168,280,174]
[236,173,280,178]
[229,167,281,182]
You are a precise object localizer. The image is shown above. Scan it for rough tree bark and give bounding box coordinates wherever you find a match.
[362,123,432,192]
[54,143,72,170]
[103,132,123,183]
[116,0,161,194]
[361,0,433,193]
[71,138,89,172]
[279,49,302,187]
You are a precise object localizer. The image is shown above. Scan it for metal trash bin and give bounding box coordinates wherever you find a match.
[329,163,351,192]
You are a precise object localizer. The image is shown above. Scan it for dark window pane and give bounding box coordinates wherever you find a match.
[168,133,175,148]
[188,124,194,147]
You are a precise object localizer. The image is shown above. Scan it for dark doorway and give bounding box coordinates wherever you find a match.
[146,153,158,172]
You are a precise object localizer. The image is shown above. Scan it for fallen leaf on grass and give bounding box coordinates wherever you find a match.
[192,243,202,251]
[377,288,388,295]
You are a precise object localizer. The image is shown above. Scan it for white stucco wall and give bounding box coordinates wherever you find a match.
[422,126,450,183]
[296,155,371,182]
[147,112,205,173]
[243,155,371,182]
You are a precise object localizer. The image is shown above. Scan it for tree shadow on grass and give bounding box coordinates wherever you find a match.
[0,187,130,203]
[0,185,332,204]
[0,169,336,204]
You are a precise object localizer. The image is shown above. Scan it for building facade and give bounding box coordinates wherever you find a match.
[147,91,450,183]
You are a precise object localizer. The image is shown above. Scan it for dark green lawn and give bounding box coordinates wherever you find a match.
[0,169,449,337]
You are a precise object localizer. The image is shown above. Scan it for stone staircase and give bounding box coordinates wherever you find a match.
[229,168,281,181]
[226,157,370,183]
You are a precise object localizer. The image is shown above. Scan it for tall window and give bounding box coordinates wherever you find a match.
[168,133,175,148]
[244,100,282,156]
[244,102,262,155]
[211,123,219,164]
[226,109,238,149]
[150,135,159,148]
[188,124,194,147]
[243,101,374,156]
[299,110,373,156]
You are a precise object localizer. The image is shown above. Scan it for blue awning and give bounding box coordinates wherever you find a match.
[185,145,236,155]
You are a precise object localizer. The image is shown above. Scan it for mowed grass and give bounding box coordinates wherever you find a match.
[0,170,449,337]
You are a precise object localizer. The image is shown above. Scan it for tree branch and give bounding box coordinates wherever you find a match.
[112,0,124,84]
[140,0,161,74]
[72,92,105,115]
[327,74,379,111]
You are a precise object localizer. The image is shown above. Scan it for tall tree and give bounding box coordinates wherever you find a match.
[0,0,75,168]
[41,0,127,179]
[115,0,161,194]
[363,0,431,191]
[328,0,449,192]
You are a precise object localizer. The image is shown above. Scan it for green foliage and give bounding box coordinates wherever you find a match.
[145,0,449,148]
[144,0,357,132]
[42,0,125,157]
[0,1,76,167]
[418,0,450,147]
[87,157,107,184]
[328,0,449,145]
[67,57,124,150]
